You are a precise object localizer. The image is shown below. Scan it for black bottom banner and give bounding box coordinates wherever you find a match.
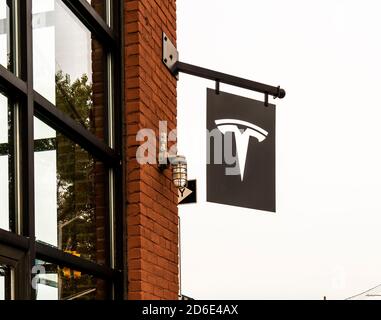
[0,300,376,319]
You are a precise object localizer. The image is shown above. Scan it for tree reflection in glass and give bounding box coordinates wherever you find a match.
[35,70,108,266]
[34,110,108,298]
[36,261,107,300]
[33,0,106,140]
[32,0,109,299]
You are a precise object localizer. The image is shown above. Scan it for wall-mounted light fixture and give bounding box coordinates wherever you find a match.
[158,133,188,196]
[171,155,187,196]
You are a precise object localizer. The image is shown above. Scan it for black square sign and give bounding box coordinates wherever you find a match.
[207,89,276,212]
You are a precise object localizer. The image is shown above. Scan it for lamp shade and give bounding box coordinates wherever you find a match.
[171,155,187,190]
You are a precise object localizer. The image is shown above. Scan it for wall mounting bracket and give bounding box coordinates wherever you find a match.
[163,32,179,79]
[162,32,286,100]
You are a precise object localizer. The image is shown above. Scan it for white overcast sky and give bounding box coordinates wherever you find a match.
[177,0,381,300]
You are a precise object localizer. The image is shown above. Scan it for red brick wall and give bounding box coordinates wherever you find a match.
[124,0,179,300]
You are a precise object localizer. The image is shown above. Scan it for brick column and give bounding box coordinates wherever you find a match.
[124,0,179,300]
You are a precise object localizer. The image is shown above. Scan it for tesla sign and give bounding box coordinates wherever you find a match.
[207,89,276,212]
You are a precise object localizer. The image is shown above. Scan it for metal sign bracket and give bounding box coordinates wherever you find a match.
[163,32,179,79]
[162,32,286,101]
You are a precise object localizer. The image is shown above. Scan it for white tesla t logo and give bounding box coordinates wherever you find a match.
[215,119,268,180]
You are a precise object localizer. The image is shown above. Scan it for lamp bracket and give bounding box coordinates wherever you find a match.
[158,130,177,171]
[158,153,177,171]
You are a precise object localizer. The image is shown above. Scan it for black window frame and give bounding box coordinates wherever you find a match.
[0,0,124,300]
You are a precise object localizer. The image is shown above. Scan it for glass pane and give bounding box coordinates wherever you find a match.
[0,94,14,232]
[0,265,12,300]
[32,0,107,142]
[35,260,107,300]
[0,0,12,70]
[34,118,108,265]
[86,0,107,23]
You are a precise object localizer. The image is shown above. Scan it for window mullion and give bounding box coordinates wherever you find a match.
[19,0,36,300]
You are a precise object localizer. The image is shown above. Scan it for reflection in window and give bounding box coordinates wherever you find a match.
[0,0,12,70]
[0,94,14,232]
[0,265,12,300]
[32,0,106,141]
[86,0,107,22]
[35,261,107,300]
[34,119,108,265]
[0,2,15,231]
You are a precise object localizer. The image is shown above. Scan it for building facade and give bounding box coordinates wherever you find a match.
[0,0,179,300]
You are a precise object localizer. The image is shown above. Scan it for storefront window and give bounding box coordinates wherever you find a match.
[34,119,108,265]
[35,260,107,300]
[0,0,120,300]
[32,0,106,141]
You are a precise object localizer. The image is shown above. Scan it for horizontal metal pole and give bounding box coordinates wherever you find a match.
[34,92,120,168]
[36,242,117,280]
[173,61,286,99]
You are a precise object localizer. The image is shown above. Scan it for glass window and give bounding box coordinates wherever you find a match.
[0,0,119,300]
[32,0,107,141]
[0,94,14,232]
[0,264,12,300]
[86,0,108,23]
[35,260,107,300]
[34,118,108,265]
[0,0,12,70]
